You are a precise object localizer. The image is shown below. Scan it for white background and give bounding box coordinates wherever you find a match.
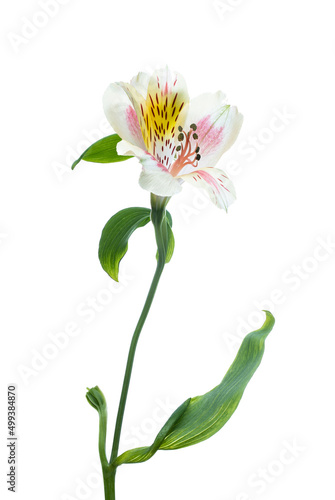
[1,1,335,499]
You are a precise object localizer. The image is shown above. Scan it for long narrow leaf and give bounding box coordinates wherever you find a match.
[114,399,191,466]
[114,311,274,465]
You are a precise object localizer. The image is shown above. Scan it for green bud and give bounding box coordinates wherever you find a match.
[86,386,107,414]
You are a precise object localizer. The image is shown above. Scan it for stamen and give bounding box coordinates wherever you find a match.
[169,124,202,177]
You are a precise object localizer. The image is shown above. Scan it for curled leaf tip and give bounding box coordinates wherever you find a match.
[260,310,275,330]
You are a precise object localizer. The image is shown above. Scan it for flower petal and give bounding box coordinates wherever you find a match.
[117,140,182,197]
[143,67,190,167]
[139,154,183,197]
[185,92,243,168]
[103,83,145,149]
[130,71,151,98]
[179,167,236,211]
[116,139,145,157]
[114,68,190,171]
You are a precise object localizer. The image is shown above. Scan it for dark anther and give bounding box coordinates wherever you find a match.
[176,145,181,151]
[190,123,197,131]
[193,133,198,140]
[196,146,200,153]
[196,154,201,161]
[178,125,183,132]
[178,133,184,141]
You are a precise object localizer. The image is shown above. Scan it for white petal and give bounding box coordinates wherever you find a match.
[186,91,227,125]
[130,71,151,98]
[103,83,145,149]
[148,66,189,113]
[117,139,144,157]
[185,92,243,168]
[118,140,182,197]
[179,167,236,211]
[138,153,182,197]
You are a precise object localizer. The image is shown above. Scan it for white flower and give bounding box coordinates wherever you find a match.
[103,67,243,210]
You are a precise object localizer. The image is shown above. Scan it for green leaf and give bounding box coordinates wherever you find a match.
[165,210,174,263]
[166,210,173,228]
[71,134,132,169]
[156,211,175,264]
[165,222,175,263]
[114,399,191,466]
[98,207,151,282]
[113,311,275,466]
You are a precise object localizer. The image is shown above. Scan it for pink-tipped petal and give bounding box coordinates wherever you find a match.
[114,81,148,145]
[179,167,236,211]
[103,83,145,149]
[185,92,243,168]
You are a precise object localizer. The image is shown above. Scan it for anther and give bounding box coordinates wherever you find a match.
[193,133,198,140]
[178,133,184,141]
[196,146,200,153]
[178,125,183,132]
[196,154,201,161]
[176,145,181,151]
[190,123,197,131]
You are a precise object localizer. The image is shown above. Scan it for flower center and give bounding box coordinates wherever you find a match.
[138,78,187,169]
[169,123,201,177]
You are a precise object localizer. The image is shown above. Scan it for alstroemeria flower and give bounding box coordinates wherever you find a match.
[103,67,243,210]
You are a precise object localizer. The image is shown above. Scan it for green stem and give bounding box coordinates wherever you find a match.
[102,467,116,500]
[110,258,165,465]
[105,195,170,499]
[97,400,108,467]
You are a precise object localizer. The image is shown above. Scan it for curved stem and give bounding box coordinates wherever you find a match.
[105,198,169,499]
[98,407,108,468]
